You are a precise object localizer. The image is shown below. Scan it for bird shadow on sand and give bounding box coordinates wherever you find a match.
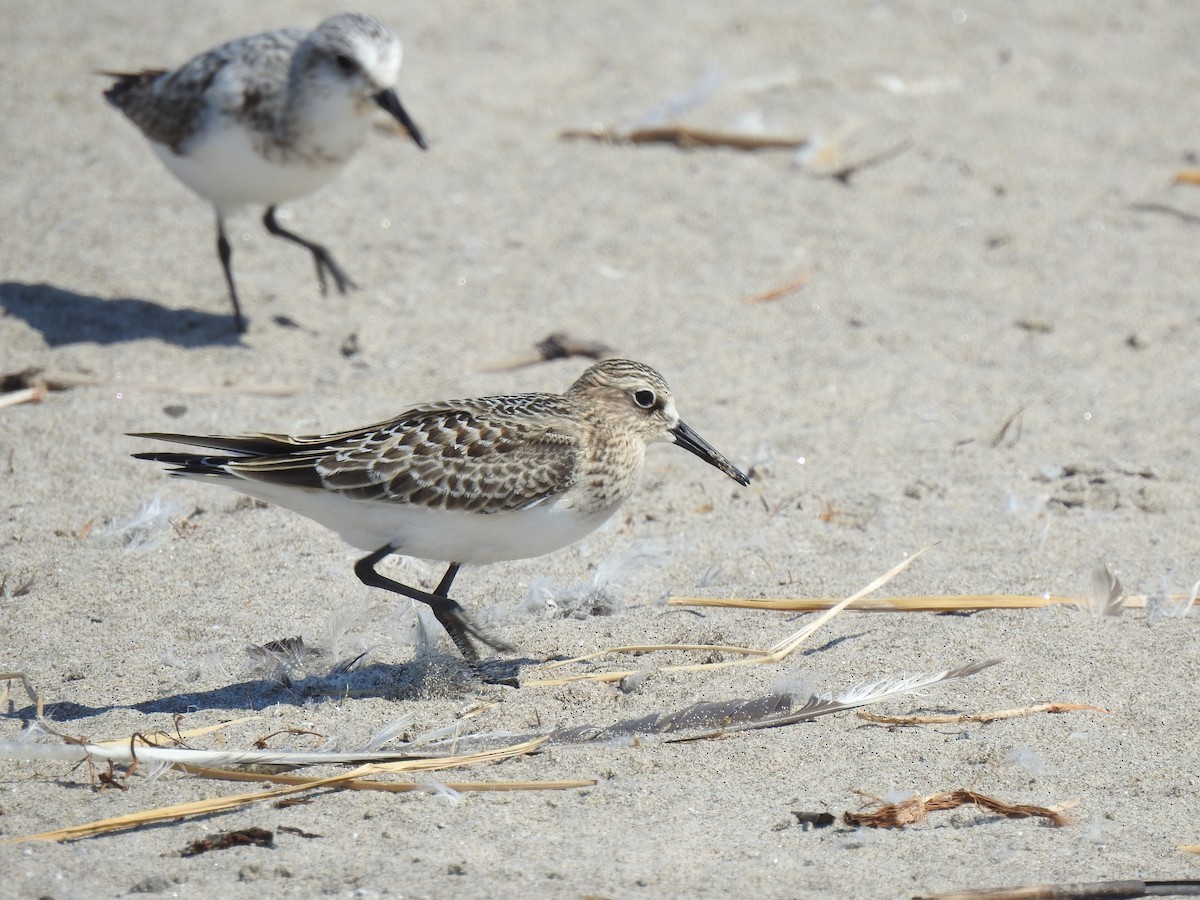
[8,658,529,724]
[0,282,240,347]
[25,665,410,723]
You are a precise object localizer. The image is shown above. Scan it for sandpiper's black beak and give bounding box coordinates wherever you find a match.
[374,88,427,150]
[671,421,750,486]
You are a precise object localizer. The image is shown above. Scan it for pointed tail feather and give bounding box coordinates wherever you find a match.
[129,431,302,457]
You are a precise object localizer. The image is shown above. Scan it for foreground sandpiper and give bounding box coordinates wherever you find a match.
[104,12,427,333]
[132,359,749,663]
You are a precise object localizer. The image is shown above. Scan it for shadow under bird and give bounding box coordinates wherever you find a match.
[132,359,750,666]
[104,12,427,333]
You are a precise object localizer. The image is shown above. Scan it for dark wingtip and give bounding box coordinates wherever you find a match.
[100,71,139,107]
[130,450,233,477]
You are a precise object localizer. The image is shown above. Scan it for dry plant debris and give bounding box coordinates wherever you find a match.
[480,332,615,372]
[560,124,910,182]
[0,367,68,409]
[669,592,1083,612]
[817,137,913,184]
[844,789,1071,829]
[2,656,1000,840]
[0,671,43,719]
[0,573,37,598]
[991,402,1030,448]
[743,270,816,304]
[1128,202,1200,226]
[404,660,997,752]
[278,825,321,838]
[670,573,1184,615]
[0,728,586,843]
[181,827,274,856]
[0,366,302,410]
[917,879,1200,899]
[529,545,934,686]
[1014,320,1054,335]
[659,660,998,742]
[0,548,1019,844]
[858,702,1109,726]
[560,124,807,151]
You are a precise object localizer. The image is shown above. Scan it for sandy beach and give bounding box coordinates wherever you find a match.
[4,2,1200,897]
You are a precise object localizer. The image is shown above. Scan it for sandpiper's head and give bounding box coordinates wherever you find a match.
[304,13,426,149]
[569,359,750,486]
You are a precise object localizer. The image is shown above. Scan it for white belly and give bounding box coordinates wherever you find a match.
[213,477,620,564]
[152,124,347,213]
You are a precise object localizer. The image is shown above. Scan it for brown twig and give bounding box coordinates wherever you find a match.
[560,124,807,151]
[917,879,1200,899]
[845,789,1071,829]
[253,728,327,750]
[627,126,806,150]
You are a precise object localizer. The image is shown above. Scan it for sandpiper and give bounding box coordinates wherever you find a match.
[132,359,750,663]
[104,13,427,333]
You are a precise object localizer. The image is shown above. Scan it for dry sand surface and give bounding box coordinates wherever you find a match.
[4,1,1200,897]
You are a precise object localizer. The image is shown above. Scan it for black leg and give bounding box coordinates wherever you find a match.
[353,547,513,662]
[434,562,461,597]
[216,217,247,333]
[262,206,357,296]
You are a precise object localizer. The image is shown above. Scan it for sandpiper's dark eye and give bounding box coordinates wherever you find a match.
[633,389,657,409]
[334,53,358,74]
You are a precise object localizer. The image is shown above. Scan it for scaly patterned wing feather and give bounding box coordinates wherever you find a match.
[228,396,583,514]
